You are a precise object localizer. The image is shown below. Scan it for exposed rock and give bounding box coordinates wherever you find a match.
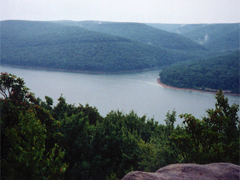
[122,163,240,180]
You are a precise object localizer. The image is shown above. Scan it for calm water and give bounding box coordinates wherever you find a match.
[1,66,239,124]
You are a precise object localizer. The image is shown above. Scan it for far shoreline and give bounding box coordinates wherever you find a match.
[1,64,239,97]
[157,78,240,97]
[0,64,162,74]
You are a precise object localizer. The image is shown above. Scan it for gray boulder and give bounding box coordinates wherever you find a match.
[122,163,240,180]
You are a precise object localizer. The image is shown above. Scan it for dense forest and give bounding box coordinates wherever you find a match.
[148,23,240,51]
[1,20,238,89]
[159,50,240,94]
[1,20,206,72]
[1,18,239,179]
[1,73,239,180]
[175,23,239,51]
[153,23,240,94]
[1,20,238,74]
[57,21,207,51]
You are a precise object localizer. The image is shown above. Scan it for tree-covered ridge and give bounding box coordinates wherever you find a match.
[146,23,184,32]
[159,51,240,93]
[59,20,207,51]
[1,20,201,72]
[1,20,131,48]
[1,73,239,179]
[179,23,240,51]
[149,23,240,51]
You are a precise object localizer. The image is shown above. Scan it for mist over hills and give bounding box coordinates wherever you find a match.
[1,20,204,72]
[57,20,206,51]
[148,23,240,51]
[147,22,240,93]
[1,20,238,74]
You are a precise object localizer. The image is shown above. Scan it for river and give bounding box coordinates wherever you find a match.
[1,65,239,124]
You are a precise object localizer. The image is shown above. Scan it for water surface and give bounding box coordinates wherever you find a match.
[1,66,239,124]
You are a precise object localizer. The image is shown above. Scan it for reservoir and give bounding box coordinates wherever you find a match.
[1,65,239,124]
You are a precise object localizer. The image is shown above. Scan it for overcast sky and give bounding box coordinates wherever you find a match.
[1,0,239,24]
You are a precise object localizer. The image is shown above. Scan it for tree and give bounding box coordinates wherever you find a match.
[52,95,68,120]
[40,96,54,111]
[202,90,239,163]
[0,72,31,101]
[1,73,67,179]
[165,110,176,134]
[171,90,239,164]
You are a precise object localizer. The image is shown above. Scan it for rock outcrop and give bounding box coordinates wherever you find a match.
[122,163,240,180]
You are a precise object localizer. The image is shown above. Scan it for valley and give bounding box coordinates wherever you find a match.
[1,20,239,93]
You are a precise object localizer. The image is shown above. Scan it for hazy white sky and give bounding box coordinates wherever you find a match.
[1,0,239,23]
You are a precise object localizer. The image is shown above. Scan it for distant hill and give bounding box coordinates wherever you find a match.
[178,24,240,51]
[145,23,183,32]
[148,23,240,51]
[0,20,200,72]
[159,50,239,93]
[147,23,209,34]
[56,21,207,51]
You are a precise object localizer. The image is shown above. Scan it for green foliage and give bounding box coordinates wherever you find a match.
[0,72,34,103]
[160,51,240,93]
[178,23,239,51]
[1,73,67,180]
[1,20,202,72]
[2,108,47,179]
[62,21,207,51]
[2,73,239,179]
[171,90,239,164]
[150,23,240,51]
[57,107,178,179]
[165,110,176,134]
[40,96,54,111]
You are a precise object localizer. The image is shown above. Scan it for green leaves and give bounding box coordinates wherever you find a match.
[165,110,176,135]
[172,90,239,164]
[1,20,203,73]
[160,50,240,93]
[1,73,67,180]
[2,73,239,180]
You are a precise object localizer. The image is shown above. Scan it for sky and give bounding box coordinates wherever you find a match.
[1,0,239,24]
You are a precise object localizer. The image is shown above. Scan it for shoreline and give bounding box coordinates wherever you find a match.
[157,78,240,97]
[0,64,161,74]
[1,64,239,97]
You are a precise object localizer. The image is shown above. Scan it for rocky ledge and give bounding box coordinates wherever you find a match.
[122,163,240,180]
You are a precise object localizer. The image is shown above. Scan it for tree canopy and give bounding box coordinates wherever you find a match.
[1,73,67,180]
[159,50,239,94]
[1,73,239,179]
[59,21,207,51]
[149,23,240,51]
[1,20,207,73]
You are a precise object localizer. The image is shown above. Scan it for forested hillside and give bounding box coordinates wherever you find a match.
[179,24,239,51]
[1,20,201,72]
[58,21,207,51]
[1,73,239,179]
[146,23,183,32]
[1,20,238,93]
[159,50,240,93]
[149,23,240,51]
[2,20,237,73]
